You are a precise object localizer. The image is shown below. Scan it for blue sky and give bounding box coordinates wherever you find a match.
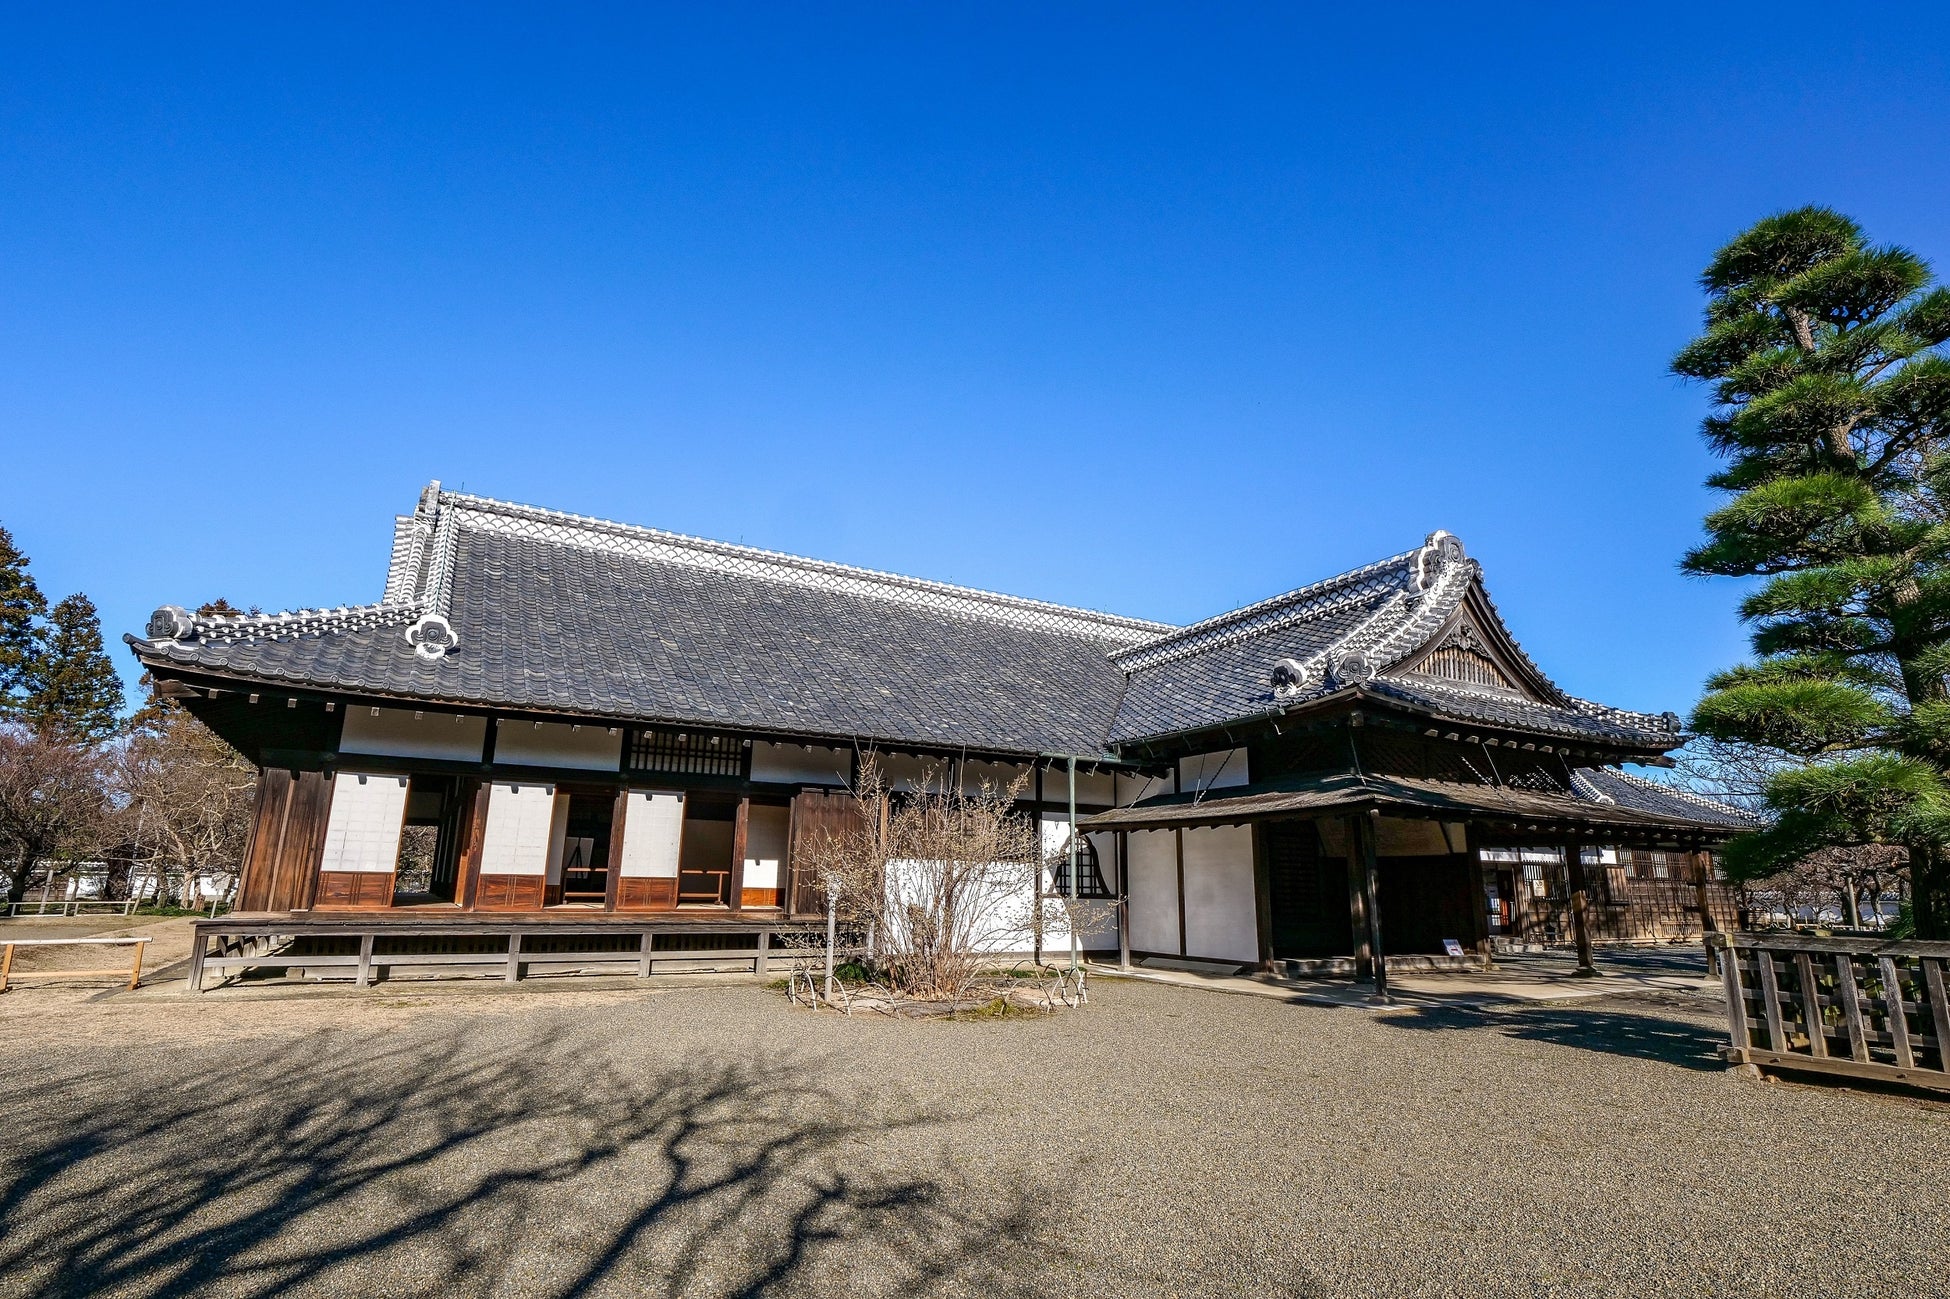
[3,6,1947,717]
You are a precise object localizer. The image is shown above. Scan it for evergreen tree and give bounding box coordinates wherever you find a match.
[22,594,124,741]
[0,524,47,714]
[1675,207,1950,937]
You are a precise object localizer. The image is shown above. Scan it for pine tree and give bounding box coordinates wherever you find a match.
[22,593,125,741]
[0,524,48,714]
[1675,207,1950,937]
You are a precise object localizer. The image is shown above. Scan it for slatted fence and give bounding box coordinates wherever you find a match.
[1712,932,1950,1093]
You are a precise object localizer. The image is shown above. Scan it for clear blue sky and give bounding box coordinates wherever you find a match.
[3,6,1947,717]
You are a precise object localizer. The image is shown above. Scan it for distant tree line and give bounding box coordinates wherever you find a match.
[0,524,255,906]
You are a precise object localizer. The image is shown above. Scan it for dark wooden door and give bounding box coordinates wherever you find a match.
[785,788,864,919]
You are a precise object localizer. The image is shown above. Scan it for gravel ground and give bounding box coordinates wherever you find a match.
[0,970,1945,1298]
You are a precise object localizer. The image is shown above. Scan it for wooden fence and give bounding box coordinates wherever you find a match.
[1712,932,1950,1093]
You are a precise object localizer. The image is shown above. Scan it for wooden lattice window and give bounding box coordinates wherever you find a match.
[1423,645,1513,689]
[626,727,748,778]
[1048,835,1112,899]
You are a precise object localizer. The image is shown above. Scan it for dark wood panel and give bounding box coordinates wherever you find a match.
[617,876,678,911]
[739,887,780,909]
[315,870,396,909]
[475,874,546,911]
[786,788,864,919]
[457,780,490,910]
[239,768,334,913]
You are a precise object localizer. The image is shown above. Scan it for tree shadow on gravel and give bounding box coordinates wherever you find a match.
[1376,999,1728,1072]
[0,1032,1057,1298]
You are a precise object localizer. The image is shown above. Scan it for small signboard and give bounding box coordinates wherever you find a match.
[1441,938,1466,958]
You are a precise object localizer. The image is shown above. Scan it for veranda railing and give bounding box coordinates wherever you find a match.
[1711,932,1950,1093]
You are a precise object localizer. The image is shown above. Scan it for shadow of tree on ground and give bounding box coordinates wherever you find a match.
[1376,998,1728,1072]
[0,1032,1056,1298]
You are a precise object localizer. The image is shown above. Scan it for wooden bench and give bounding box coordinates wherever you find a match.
[0,936,151,992]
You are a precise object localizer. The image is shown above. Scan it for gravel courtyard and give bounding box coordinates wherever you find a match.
[0,968,1945,1298]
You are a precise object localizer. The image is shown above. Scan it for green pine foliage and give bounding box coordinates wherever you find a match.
[22,593,125,742]
[1676,207,1950,937]
[0,524,48,712]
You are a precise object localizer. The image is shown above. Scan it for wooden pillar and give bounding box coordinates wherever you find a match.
[1345,816,1371,979]
[728,797,749,911]
[1564,835,1595,976]
[1350,812,1387,999]
[1174,827,1188,958]
[1692,846,1719,974]
[1116,830,1132,970]
[458,782,491,911]
[604,786,628,913]
[1252,822,1274,970]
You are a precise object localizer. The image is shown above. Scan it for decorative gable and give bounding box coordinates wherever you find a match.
[1382,581,1569,706]
[1417,623,1514,690]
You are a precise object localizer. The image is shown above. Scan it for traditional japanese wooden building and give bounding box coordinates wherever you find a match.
[128,483,1747,981]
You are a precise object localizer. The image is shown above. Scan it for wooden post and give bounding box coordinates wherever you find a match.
[1117,831,1132,971]
[1251,822,1274,969]
[186,929,207,993]
[728,797,749,912]
[505,931,521,984]
[1345,816,1371,980]
[1923,958,1950,1072]
[1793,951,1828,1058]
[638,929,654,978]
[604,787,628,913]
[1564,837,1595,976]
[755,928,769,976]
[1692,848,1719,975]
[1880,955,1915,1070]
[0,942,12,994]
[355,932,375,989]
[1174,827,1187,958]
[1718,937,1749,1053]
[1756,948,1788,1052]
[1836,953,1869,1062]
[126,939,145,991]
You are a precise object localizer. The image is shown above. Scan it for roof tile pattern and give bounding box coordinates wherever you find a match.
[132,483,1685,760]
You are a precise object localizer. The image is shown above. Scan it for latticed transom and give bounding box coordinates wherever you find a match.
[626,728,749,779]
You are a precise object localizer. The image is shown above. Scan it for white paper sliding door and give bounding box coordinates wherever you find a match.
[617,789,684,909]
[318,773,410,874]
[479,782,558,876]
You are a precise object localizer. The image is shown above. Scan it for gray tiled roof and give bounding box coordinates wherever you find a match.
[129,484,1685,759]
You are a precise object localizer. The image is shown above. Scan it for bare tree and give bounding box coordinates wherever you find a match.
[801,755,1044,1001]
[113,704,256,907]
[0,724,109,904]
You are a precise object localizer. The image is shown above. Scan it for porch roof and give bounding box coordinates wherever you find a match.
[1077,766,1753,841]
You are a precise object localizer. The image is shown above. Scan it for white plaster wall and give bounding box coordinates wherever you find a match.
[1179,749,1249,793]
[875,752,945,793]
[479,781,558,876]
[1115,772,1176,805]
[339,707,487,763]
[1127,830,1181,955]
[318,772,410,873]
[1040,766,1114,806]
[1182,825,1258,963]
[744,804,789,891]
[960,759,1030,796]
[751,742,851,786]
[618,790,684,878]
[494,720,623,772]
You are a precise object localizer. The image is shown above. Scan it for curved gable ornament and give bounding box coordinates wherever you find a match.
[1270,657,1315,699]
[147,605,196,641]
[404,613,459,661]
[1412,529,1465,592]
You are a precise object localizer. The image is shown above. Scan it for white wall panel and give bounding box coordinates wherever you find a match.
[1179,749,1249,793]
[494,721,622,771]
[1040,766,1114,806]
[339,707,486,763]
[479,781,558,876]
[1115,772,1176,805]
[1182,825,1259,963]
[743,804,790,890]
[318,773,410,873]
[1127,829,1180,955]
[751,743,852,786]
[617,790,685,878]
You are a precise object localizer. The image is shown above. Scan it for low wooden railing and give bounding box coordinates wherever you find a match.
[1711,932,1950,1093]
[0,936,151,993]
